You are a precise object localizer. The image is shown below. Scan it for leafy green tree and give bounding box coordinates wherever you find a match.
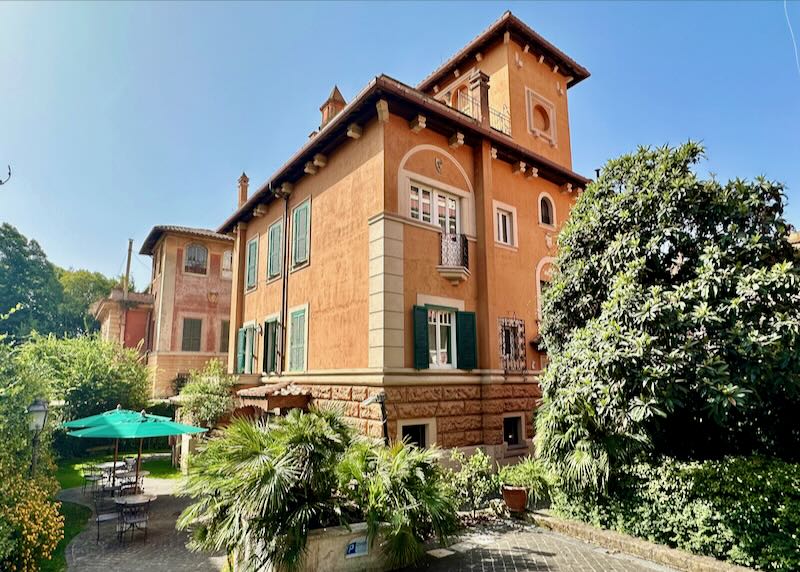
[56,268,117,335]
[0,223,63,341]
[16,333,148,422]
[179,359,235,427]
[536,143,800,491]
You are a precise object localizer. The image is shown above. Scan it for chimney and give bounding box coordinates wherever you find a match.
[320,85,346,129]
[237,172,249,208]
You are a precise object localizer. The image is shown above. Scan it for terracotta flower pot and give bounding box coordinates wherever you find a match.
[501,485,528,513]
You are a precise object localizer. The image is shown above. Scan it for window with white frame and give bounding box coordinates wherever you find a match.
[427,307,455,368]
[410,184,460,234]
[292,200,311,268]
[267,219,283,279]
[288,306,307,371]
[540,195,555,226]
[526,89,556,145]
[184,244,208,275]
[221,250,233,276]
[496,208,514,245]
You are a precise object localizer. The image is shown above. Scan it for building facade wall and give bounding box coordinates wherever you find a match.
[225,18,583,461]
[146,233,233,397]
[233,116,384,373]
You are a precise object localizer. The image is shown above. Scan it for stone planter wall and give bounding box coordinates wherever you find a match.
[233,522,390,572]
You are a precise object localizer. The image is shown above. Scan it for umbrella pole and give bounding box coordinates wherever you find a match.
[112,439,119,491]
[135,438,143,493]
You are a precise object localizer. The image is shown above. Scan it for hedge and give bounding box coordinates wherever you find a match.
[552,457,800,571]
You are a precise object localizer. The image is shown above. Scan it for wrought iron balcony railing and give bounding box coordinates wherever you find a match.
[441,233,468,268]
[456,91,512,136]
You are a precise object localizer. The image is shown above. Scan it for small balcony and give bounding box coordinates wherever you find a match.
[437,233,469,285]
[457,91,511,136]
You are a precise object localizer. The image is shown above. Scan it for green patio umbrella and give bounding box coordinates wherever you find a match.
[62,405,170,428]
[62,405,172,489]
[68,414,207,489]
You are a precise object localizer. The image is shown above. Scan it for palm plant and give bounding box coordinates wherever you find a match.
[177,408,355,571]
[338,439,460,568]
[178,408,459,571]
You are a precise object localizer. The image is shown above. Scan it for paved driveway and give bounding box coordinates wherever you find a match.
[58,478,225,572]
[409,520,677,572]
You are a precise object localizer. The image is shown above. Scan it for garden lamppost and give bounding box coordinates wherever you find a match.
[27,398,48,477]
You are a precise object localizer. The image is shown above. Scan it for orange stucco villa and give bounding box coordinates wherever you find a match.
[216,11,590,461]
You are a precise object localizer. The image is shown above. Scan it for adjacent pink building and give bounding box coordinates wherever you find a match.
[139,225,234,397]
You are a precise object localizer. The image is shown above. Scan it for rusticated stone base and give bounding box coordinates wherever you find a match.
[296,381,542,461]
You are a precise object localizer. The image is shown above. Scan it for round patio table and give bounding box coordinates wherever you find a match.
[115,494,156,506]
[115,470,150,478]
[97,461,126,472]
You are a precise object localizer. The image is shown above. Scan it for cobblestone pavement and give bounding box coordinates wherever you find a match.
[58,477,226,572]
[409,520,678,572]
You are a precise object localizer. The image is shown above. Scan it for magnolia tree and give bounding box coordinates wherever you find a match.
[536,143,800,491]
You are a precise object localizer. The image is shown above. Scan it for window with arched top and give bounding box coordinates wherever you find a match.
[540,195,554,226]
[184,244,208,275]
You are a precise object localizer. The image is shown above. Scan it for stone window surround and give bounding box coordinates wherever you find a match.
[502,411,528,449]
[397,417,438,448]
[492,199,519,250]
[525,87,557,147]
[287,303,309,373]
[241,319,257,375]
[538,191,557,229]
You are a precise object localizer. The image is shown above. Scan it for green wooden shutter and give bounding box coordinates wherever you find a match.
[413,305,429,370]
[236,328,246,373]
[246,239,258,288]
[293,202,309,266]
[456,311,477,370]
[268,223,281,278]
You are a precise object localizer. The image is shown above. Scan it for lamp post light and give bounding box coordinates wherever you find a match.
[27,399,48,477]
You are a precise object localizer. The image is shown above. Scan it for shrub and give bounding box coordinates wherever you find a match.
[0,472,63,572]
[16,333,148,422]
[446,448,497,517]
[552,457,800,571]
[178,359,234,427]
[498,457,551,505]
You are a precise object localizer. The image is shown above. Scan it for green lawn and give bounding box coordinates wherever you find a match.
[56,453,180,490]
[41,501,91,572]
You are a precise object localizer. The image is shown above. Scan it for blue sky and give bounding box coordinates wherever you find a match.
[1,1,799,288]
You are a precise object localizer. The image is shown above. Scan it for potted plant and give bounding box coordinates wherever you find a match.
[498,457,551,513]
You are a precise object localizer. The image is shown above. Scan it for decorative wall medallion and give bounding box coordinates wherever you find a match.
[207,291,219,305]
[434,157,443,174]
[545,233,553,248]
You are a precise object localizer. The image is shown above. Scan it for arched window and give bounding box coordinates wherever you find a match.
[184,244,208,275]
[540,195,554,226]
